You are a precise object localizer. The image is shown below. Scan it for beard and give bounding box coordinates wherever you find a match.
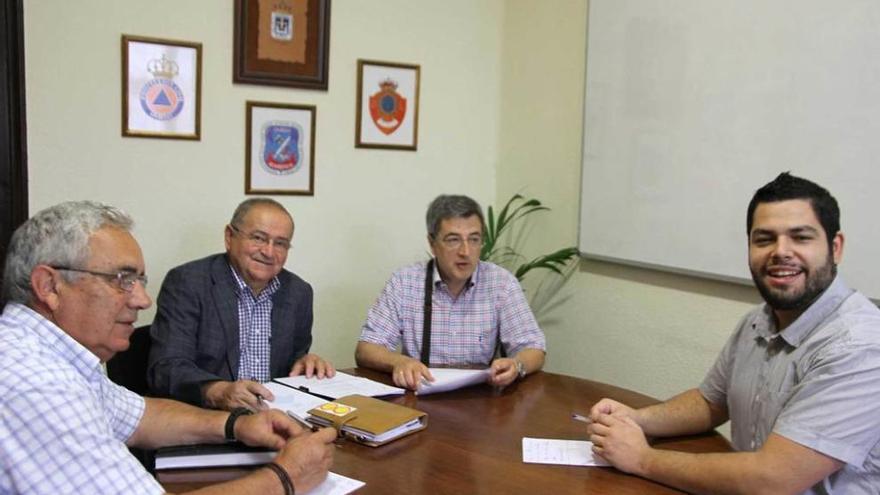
[751,252,837,312]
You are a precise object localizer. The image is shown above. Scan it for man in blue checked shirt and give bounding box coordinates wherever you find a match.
[0,201,335,495]
[355,194,546,390]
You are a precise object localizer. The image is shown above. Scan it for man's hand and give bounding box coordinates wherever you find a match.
[590,398,638,423]
[588,413,652,476]
[234,409,304,449]
[289,353,336,379]
[391,357,434,390]
[202,380,274,411]
[488,358,518,387]
[273,427,337,494]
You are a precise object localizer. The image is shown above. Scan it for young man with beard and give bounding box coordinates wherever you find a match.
[587,173,880,494]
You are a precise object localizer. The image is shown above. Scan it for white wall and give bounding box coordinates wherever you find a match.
[24,0,502,368]
[26,0,766,407]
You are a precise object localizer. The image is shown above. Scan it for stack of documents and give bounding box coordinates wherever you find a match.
[156,443,274,469]
[272,373,405,399]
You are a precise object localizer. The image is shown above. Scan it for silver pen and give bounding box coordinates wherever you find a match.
[571,412,592,425]
[286,410,319,432]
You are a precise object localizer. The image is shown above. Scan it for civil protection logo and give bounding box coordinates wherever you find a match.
[369,78,407,135]
[260,122,302,175]
[139,54,184,121]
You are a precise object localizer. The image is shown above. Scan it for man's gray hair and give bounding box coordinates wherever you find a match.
[2,201,134,304]
[425,195,485,238]
[230,198,293,227]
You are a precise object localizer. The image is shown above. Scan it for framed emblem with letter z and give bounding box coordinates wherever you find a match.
[245,101,316,196]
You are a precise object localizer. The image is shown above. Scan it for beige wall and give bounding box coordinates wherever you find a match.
[24,0,502,368]
[25,0,763,404]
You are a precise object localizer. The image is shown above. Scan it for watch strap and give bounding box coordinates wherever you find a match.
[225,407,253,441]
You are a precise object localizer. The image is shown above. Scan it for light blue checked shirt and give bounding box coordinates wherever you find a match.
[0,303,162,495]
[359,260,545,366]
[230,266,280,382]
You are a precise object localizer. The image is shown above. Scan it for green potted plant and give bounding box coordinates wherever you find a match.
[481,194,578,312]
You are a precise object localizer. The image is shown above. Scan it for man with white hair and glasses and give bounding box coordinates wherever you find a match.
[0,201,335,494]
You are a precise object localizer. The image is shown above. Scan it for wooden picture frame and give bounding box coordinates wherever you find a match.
[355,59,420,151]
[245,101,316,196]
[234,0,331,90]
[122,35,202,140]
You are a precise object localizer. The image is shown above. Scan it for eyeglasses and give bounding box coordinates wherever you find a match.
[229,224,292,251]
[50,266,148,292]
[436,235,483,251]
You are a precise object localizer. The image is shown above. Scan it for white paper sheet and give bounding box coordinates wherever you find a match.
[521,437,611,467]
[414,368,491,395]
[304,472,365,495]
[263,381,328,417]
[273,372,406,399]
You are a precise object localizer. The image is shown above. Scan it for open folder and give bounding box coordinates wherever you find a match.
[306,394,427,447]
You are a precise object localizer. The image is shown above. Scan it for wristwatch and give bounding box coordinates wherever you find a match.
[515,359,527,380]
[225,407,253,441]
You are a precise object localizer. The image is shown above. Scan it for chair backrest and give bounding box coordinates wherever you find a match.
[107,324,152,396]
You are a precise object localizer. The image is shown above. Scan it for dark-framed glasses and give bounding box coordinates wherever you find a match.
[50,266,148,292]
[229,224,292,251]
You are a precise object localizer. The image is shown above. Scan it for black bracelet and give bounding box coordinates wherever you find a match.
[265,462,296,495]
[224,407,253,441]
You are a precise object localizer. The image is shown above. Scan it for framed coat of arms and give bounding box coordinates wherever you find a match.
[355,59,420,151]
[122,35,202,140]
[245,101,316,196]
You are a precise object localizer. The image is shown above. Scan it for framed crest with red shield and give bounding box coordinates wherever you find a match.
[355,59,420,151]
[245,101,316,196]
[122,35,202,140]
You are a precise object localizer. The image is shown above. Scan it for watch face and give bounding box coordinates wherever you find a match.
[516,361,526,378]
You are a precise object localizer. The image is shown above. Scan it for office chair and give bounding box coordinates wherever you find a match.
[106,324,155,474]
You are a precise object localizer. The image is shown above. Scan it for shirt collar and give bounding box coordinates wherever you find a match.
[4,302,103,375]
[228,263,280,300]
[432,259,479,291]
[752,276,853,347]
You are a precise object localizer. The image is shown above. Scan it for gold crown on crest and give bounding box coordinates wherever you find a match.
[379,78,398,91]
[147,54,179,79]
[273,1,292,12]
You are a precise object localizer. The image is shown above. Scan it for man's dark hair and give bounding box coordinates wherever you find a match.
[230,197,293,228]
[746,172,840,246]
[426,195,485,238]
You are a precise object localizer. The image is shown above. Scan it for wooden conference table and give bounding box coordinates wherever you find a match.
[159,369,731,494]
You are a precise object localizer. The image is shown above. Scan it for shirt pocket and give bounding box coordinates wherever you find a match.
[763,362,799,425]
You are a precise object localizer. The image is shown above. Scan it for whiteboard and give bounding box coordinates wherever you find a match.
[579,0,880,299]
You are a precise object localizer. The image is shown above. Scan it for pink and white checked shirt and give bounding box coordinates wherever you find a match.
[359,260,545,366]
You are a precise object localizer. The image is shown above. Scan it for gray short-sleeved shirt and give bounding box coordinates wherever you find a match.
[700,277,880,494]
